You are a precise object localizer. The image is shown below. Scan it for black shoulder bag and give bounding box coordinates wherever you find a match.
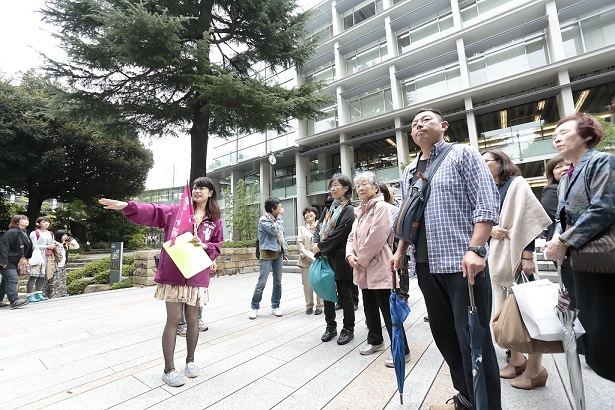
[394,143,454,244]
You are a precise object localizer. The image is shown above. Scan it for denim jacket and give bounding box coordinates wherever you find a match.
[257,215,288,255]
[556,149,615,247]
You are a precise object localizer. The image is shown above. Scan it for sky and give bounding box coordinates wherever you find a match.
[0,0,322,190]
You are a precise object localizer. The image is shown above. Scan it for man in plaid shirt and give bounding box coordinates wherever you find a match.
[390,108,501,410]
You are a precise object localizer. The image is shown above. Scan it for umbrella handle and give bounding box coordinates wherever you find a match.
[468,280,477,312]
[556,262,566,291]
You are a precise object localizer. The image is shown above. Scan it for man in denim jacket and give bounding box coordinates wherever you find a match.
[249,197,288,319]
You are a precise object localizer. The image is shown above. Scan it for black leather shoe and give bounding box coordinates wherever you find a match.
[314,308,322,315]
[423,316,429,322]
[337,329,354,345]
[306,308,313,315]
[353,304,359,311]
[335,303,342,310]
[321,326,337,342]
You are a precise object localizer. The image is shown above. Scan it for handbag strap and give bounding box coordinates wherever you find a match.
[415,142,454,183]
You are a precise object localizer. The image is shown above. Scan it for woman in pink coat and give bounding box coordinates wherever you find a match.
[346,171,410,367]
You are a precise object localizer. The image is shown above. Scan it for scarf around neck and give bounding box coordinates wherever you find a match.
[319,199,348,240]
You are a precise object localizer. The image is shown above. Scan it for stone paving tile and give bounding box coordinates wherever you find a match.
[43,376,151,410]
[2,271,614,410]
[109,388,173,410]
[206,376,296,410]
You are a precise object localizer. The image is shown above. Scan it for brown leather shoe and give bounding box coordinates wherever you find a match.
[511,368,548,390]
[499,358,527,379]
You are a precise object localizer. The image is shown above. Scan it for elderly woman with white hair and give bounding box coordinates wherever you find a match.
[346,171,410,367]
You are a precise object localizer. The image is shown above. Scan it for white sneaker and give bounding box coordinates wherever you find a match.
[185,362,199,378]
[385,352,411,368]
[359,342,385,355]
[162,370,185,387]
[249,309,258,319]
[272,307,283,317]
[198,318,208,331]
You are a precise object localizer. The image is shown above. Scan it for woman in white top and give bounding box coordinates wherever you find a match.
[27,216,56,302]
[44,230,79,298]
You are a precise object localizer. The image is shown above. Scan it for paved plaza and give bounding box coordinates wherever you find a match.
[1,271,614,409]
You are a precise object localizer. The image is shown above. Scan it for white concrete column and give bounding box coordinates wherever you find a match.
[546,1,565,63]
[339,133,354,179]
[385,16,397,59]
[450,0,463,31]
[208,177,221,196]
[383,0,393,10]
[337,85,349,126]
[230,171,244,195]
[395,116,409,175]
[334,41,346,80]
[456,37,470,89]
[295,153,311,229]
[389,64,403,110]
[332,2,343,37]
[259,162,272,211]
[556,69,575,117]
[465,97,479,149]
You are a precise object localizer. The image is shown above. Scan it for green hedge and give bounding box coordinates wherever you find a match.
[221,240,256,248]
[110,277,134,290]
[67,255,136,295]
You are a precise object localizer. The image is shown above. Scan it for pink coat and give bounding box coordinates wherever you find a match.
[346,194,395,290]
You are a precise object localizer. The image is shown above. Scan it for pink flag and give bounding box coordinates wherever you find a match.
[170,182,195,246]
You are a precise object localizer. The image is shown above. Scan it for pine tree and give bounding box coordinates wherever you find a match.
[42,0,330,182]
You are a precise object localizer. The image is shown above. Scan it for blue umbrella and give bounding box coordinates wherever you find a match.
[465,283,487,410]
[390,289,410,404]
[308,257,338,303]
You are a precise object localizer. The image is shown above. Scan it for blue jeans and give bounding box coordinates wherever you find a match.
[251,256,283,309]
[0,265,20,304]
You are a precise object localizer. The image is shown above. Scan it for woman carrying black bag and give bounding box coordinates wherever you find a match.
[0,215,33,309]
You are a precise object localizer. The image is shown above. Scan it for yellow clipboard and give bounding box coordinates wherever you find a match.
[162,232,213,279]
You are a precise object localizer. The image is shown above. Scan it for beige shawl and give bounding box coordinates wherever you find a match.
[489,177,551,288]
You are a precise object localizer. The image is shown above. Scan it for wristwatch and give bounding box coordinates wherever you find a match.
[467,246,487,258]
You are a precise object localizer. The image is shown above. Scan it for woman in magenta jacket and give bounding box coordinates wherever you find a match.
[99,177,223,387]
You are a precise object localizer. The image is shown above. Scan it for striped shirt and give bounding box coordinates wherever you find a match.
[400,139,499,275]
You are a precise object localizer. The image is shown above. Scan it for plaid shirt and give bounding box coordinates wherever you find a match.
[400,140,499,275]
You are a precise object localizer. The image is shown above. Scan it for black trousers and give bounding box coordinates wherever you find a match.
[574,269,615,383]
[417,263,502,410]
[362,288,409,354]
[325,279,355,331]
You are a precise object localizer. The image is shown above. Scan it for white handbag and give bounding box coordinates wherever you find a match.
[29,248,44,266]
[512,278,585,341]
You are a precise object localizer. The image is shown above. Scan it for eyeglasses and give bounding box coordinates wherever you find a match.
[330,183,343,189]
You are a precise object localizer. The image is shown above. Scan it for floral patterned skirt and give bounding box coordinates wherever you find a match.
[154,284,209,307]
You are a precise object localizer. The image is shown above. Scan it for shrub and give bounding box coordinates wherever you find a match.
[67,256,135,295]
[221,240,257,248]
[92,270,110,284]
[110,277,133,290]
[124,233,146,249]
[90,241,110,249]
[67,278,92,295]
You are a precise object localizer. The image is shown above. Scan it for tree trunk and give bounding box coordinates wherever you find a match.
[26,188,43,228]
[190,102,210,183]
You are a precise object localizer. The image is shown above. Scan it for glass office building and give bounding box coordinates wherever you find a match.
[204,0,615,239]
